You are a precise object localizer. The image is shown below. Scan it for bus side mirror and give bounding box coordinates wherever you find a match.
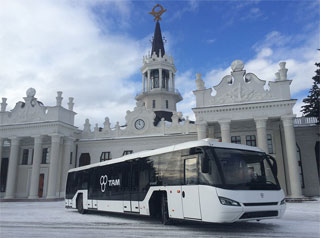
[268,155,278,176]
[201,154,209,173]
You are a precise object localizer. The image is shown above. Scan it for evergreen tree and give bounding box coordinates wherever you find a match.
[301,61,320,122]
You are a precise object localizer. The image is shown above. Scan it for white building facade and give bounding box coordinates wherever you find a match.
[0,89,77,199]
[0,21,319,200]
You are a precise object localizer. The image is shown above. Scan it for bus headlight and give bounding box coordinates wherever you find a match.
[280,198,286,205]
[219,196,241,206]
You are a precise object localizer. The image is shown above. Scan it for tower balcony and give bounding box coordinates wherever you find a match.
[135,88,183,102]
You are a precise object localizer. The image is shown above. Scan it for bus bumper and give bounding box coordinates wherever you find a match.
[199,186,286,223]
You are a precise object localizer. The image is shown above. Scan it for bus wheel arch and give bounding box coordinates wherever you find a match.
[76,193,87,214]
[161,192,171,225]
[148,191,171,224]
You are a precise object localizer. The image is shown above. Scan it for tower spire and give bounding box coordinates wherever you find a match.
[149,4,166,57]
[152,22,165,57]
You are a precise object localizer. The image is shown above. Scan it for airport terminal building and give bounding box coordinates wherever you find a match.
[0,19,319,200]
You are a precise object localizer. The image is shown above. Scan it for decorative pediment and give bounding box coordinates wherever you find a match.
[1,88,76,126]
[211,70,272,105]
[194,60,292,108]
[2,88,47,124]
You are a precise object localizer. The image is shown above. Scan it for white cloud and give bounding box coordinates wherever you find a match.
[240,7,266,21]
[257,48,273,58]
[205,39,216,44]
[0,0,145,128]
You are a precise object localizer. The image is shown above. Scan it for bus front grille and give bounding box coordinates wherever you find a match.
[243,202,278,206]
[239,211,278,219]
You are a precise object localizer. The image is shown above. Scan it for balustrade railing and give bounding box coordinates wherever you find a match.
[294,117,318,126]
[136,88,181,97]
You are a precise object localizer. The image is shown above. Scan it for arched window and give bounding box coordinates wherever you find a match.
[79,153,91,167]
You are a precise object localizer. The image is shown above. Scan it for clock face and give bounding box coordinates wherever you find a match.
[135,119,145,130]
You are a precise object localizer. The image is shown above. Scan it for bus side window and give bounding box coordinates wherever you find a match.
[201,153,210,174]
[131,160,140,192]
[147,159,156,185]
[81,171,89,189]
[185,157,198,185]
[139,158,151,192]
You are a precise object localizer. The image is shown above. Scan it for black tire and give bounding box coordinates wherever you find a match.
[161,193,171,225]
[77,194,86,214]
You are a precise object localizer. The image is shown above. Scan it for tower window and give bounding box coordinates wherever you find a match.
[151,70,159,88]
[162,70,169,89]
[166,100,168,109]
[153,100,156,108]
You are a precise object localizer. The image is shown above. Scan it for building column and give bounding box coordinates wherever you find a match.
[169,71,173,91]
[281,115,303,197]
[147,70,151,91]
[197,121,208,140]
[159,68,163,89]
[142,74,145,92]
[28,135,44,199]
[61,137,73,194]
[4,137,20,199]
[255,117,268,153]
[219,120,231,143]
[172,73,175,91]
[47,134,62,199]
[0,138,4,175]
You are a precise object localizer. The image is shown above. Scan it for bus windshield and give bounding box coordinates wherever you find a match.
[203,147,280,190]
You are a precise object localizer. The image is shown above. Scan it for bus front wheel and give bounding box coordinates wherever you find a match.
[76,194,86,214]
[161,194,171,225]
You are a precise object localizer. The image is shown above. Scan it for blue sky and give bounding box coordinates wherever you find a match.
[0,0,319,128]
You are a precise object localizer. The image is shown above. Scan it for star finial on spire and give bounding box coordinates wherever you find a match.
[149,4,167,22]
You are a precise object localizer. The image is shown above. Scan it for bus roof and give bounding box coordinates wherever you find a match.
[68,138,263,173]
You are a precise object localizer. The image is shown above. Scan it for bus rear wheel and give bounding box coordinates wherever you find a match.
[76,194,86,214]
[161,194,171,225]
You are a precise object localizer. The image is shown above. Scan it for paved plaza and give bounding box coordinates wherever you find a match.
[0,200,319,237]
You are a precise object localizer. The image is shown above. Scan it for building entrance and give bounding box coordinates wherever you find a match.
[38,174,44,198]
[0,158,8,192]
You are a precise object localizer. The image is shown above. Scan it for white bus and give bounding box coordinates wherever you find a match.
[65,139,286,224]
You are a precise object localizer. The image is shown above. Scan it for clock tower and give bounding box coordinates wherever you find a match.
[135,4,183,126]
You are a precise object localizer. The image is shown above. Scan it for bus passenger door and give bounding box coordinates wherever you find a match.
[130,160,140,213]
[122,162,132,212]
[182,157,202,220]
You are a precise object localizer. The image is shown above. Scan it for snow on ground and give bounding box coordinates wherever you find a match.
[0,200,319,237]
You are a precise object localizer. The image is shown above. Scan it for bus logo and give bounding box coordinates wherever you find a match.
[260,193,264,198]
[100,175,121,192]
[100,175,108,192]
